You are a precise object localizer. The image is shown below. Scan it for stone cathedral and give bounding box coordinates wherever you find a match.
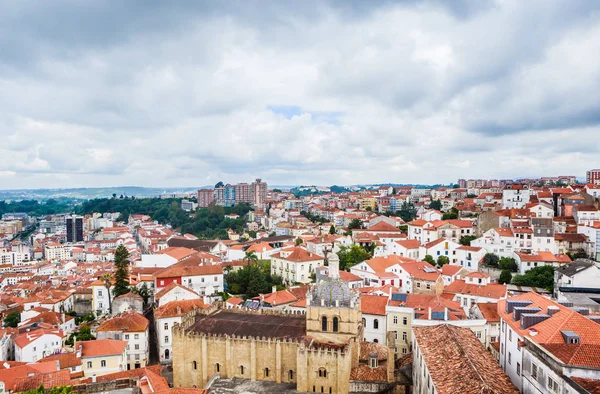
[172,253,398,394]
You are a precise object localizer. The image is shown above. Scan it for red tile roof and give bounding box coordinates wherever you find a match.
[444,280,507,299]
[413,325,519,394]
[96,311,149,333]
[80,339,127,358]
[154,299,207,319]
[360,294,388,316]
[476,303,500,323]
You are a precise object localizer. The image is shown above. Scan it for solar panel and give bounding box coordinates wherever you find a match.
[391,293,408,301]
[431,311,445,320]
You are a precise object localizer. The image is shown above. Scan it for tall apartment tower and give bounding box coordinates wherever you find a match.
[197,189,215,207]
[66,215,83,243]
[235,183,252,204]
[251,178,268,208]
[587,169,600,185]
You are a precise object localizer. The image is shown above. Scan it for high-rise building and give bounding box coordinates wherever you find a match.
[235,183,252,204]
[224,184,236,207]
[213,186,225,206]
[66,215,83,243]
[197,189,215,207]
[587,169,600,185]
[251,178,267,208]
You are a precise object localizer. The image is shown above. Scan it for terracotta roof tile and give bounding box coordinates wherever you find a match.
[96,311,149,333]
[80,339,127,357]
[413,325,519,394]
[360,294,388,316]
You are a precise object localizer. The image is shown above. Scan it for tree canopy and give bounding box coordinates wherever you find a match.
[112,245,131,298]
[482,253,499,268]
[499,269,512,285]
[459,235,477,246]
[511,266,555,291]
[337,245,370,271]
[23,386,73,394]
[225,262,282,298]
[396,201,417,222]
[3,311,20,328]
[428,199,442,211]
[437,255,450,267]
[498,257,518,272]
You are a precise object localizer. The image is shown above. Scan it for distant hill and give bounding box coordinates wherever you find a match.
[0,186,207,202]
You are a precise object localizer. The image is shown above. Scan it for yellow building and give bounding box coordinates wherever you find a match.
[173,254,398,394]
[77,339,127,377]
[359,198,377,212]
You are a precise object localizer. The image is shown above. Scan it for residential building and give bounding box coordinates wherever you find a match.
[155,299,207,364]
[270,247,325,284]
[587,168,600,185]
[14,328,64,362]
[360,294,388,344]
[469,302,500,348]
[412,325,518,394]
[78,339,127,377]
[514,251,571,274]
[554,259,600,299]
[502,184,531,209]
[95,311,149,370]
[66,215,84,243]
[498,292,600,392]
[197,189,214,208]
[154,260,224,298]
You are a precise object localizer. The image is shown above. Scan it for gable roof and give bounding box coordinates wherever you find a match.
[154,299,207,319]
[80,339,127,358]
[360,294,388,316]
[154,282,199,300]
[96,311,149,333]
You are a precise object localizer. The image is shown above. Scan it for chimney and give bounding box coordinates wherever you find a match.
[444,307,448,321]
[428,307,432,320]
[3,362,9,369]
[272,286,277,294]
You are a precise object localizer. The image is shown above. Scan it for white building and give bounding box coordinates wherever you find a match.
[359,294,388,344]
[270,247,324,284]
[95,311,149,370]
[502,184,531,209]
[14,328,64,362]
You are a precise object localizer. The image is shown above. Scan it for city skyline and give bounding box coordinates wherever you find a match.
[1,1,600,189]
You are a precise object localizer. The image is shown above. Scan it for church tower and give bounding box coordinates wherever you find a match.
[306,252,362,343]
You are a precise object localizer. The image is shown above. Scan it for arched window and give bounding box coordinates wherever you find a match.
[321,387,324,393]
[362,318,366,327]
[321,316,328,331]
[374,319,379,329]
[240,365,244,375]
[332,317,339,332]
[289,370,294,380]
[192,361,197,370]
[329,388,332,394]
[265,368,269,377]
[374,339,378,343]
[318,368,327,378]
[216,363,220,373]
[164,349,170,359]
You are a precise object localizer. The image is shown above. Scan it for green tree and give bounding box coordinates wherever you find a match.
[295,238,303,246]
[337,245,370,271]
[459,235,477,246]
[244,250,259,265]
[397,201,417,222]
[365,206,372,212]
[347,218,363,231]
[511,266,555,291]
[482,253,499,268]
[112,245,131,298]
[437,255,450,267]
[499,269,512,285]
[131,283,152,308]
[499,257,518,272]
[3,311,20,328]
[329,225,336,235]
[566,249,588,260]
[423,255,435,265]
[361,242,377,259]
[442,211,458,220]
[23,386,73,394]
[65,324,95,346]
[429,199,442,211]
[100,272,113,314]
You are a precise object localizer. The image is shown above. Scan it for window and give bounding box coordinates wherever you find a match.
[394,331,398,340]
[164,336,169,343]
[87,361,92,368]
[101,360,106,368]
[318,368,327,378]
[517,362,521,376]
[135,354,140,360]
[373,319,379,329]
[135,344,139,350]
[216,363,220,372]
[265,368,269,377]
[531,364,537,380]
[402,347,408,354]
[240,365,244,375]
[476,331,482,339]
[426,283,431,290]
[125,334,130,340]
[164,323,169,330]
[289,370,294,380]
[322,316,328,331]
[548,376,559,393]
[509,330,512,341]
[393,316,398,324]
[402,331,407,341]
[403,317,408,325]
[416,283,421,288]
[134,334,139,340]
[508,352,511,364]
[192,361,197,370]
[332,317,339,332]
[98,290,103,297]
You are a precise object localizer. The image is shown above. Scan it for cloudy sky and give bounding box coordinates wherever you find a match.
[1,0,599,189]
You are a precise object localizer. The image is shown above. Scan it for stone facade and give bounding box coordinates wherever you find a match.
[172,254,397,393]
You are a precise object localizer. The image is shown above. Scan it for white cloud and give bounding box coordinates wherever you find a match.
[0,0,599,188]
